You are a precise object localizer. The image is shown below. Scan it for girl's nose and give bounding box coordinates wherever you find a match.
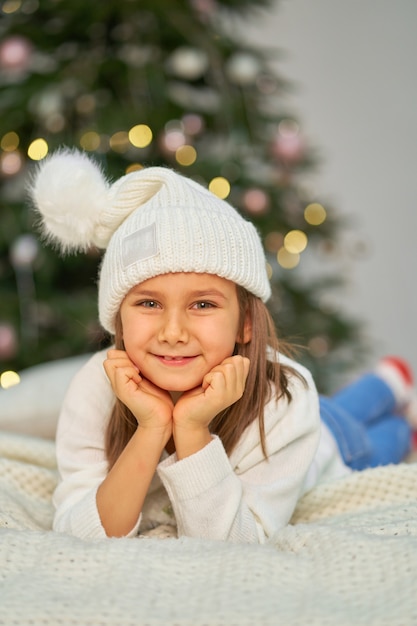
[158,312,188,344]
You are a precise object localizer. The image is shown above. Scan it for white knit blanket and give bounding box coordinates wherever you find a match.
[1,430,417,626]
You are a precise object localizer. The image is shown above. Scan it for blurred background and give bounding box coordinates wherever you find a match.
[0,0,415,394]
[246,0,417,380]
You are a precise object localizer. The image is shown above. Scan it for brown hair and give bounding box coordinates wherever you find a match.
[105,286,302,469]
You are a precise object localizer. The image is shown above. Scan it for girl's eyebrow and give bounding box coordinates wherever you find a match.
[129,288,227,300]
[188,289,227,300]
[129,289,161,297]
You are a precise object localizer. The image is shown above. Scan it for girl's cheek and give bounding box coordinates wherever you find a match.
[123,347,141,370]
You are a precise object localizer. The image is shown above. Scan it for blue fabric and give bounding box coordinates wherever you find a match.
[320,374,412,470]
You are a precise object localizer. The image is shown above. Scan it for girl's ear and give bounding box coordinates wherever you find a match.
[239,314,252,344]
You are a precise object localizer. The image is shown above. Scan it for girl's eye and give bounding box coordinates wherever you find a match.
[194,301,214,310]
[138,300,159,308]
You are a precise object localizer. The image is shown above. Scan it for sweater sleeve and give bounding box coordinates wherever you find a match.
[157,359,321,543]
[52,350,142,539]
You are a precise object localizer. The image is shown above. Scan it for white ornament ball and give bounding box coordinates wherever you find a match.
[226,53,260,86]
[10,234,39,268]
[166,47,209,81]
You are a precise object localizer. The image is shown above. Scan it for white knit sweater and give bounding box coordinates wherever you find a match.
[53,350,349,543]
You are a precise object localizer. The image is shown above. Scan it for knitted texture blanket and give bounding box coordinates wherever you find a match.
[1,430,416,626]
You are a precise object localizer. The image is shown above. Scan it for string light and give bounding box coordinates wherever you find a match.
[304,202,327,226]
[0,370,20,389]
[284,229,308,254]
[1,131,20,151]
[79,131,101,151]
[175,144,197,166]
[209,176,230,199]
[125,163,144,174]
[277,247,300,269]
[128,124,152,148]
[109,131,130,153]
[27,138,48,160]
[1,0,22,14]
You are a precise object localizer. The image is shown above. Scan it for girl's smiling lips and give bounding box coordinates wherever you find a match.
[154,354,197,366]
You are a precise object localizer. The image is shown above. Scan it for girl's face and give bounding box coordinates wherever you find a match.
[120,272,251,394]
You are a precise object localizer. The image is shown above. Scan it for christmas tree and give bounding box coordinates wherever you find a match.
[0,0,364,392]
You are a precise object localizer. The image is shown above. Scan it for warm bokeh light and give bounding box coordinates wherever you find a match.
[79,131,101,151]
[1,131,20,151]
[209,176,230,199]
[1,0,22,14]
[264,231,284,253]
[129,124,153,148]
[125,163,144,174]
[110,131,130,153]
[27,138,48,160]
[308,335,329,358]
[175,144,197,166]
[277,247,300,269]
[304,202,327,226]
[0,370,20,389]
[284,229,308,254]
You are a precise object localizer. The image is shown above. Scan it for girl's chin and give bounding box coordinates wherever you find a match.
[147,378,201,395]
[138,367,204,395]
[168,383,201,394]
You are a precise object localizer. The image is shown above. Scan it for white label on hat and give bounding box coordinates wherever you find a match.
[122,223,158,267]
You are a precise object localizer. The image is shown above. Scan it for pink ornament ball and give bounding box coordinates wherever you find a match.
[0,35,32,73]
[0,323,17,360]
[272,121,305,163]
[242,188,270,214]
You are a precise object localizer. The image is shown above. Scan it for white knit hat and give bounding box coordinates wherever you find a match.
[30,148,271,333]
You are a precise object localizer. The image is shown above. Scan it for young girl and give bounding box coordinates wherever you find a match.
[30,149,415,543]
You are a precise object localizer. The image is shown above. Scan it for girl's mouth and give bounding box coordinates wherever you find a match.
[156,355,196,366]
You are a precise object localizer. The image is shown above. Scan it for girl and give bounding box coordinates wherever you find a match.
[30,149,415,543]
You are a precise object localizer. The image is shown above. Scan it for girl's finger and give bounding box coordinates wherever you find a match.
[105,349,140,370]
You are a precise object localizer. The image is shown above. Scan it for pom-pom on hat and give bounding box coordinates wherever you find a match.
[30,148,271,334]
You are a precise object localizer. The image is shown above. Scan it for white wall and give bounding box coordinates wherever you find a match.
[248,0,417,377]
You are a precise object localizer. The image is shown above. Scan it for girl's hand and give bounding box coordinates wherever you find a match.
[103,349,174,432]
[173,355,250,430]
